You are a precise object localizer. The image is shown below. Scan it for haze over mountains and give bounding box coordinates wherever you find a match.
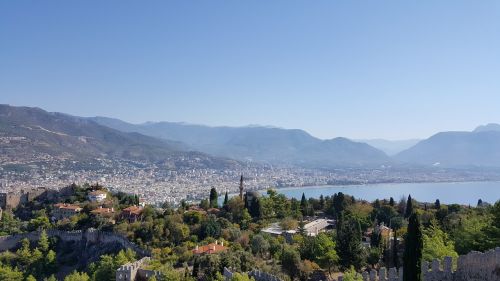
[0,105,238,169]
[395,128,500,168]
[2,104,500,169]
[91,116,391,168]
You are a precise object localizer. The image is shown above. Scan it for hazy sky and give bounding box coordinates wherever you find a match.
[1,1,499,140]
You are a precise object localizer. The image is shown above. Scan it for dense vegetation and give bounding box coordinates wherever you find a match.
[0,184,498,281]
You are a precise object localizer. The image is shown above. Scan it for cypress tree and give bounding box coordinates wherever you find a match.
[209,187,218,208]
[403,213,423,281]
[393,231,399,269]
[434,199,441,209]
[404,195,414,218]
[319,194,325,210]
[300,193,308,216]
[223,192,229,206]
[192,258,199,277]
[389,197,395,207]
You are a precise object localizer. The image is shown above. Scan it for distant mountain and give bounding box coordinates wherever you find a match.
[356,139,421,156]
[91,117,391,168]
[474,123,500,133]
[395,130,500,168]
[0,105,237,168]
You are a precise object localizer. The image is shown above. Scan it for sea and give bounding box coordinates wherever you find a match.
[266,181,500,205]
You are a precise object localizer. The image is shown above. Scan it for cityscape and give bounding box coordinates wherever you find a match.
[0,1,499,281]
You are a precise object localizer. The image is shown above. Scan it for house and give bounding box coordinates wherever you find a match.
[261,219,333,238]
[52,203,82,220]
[138,198,146,208]
[91,206,116,223]
[193,240,227,255]
[303,219,331,236]
[88,190,107,202]
[121,205,143,222]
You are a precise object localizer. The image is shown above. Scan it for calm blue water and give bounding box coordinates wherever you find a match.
[270,181,500,205]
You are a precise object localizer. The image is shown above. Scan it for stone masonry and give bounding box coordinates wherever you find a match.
[336,247,500,281]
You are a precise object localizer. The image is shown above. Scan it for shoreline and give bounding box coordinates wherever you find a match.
[271,179,500,192]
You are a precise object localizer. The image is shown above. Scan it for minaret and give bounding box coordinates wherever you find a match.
[239,175,244,200]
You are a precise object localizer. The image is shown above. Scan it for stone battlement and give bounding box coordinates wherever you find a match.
[116,257,161,281]
[336,247,500,281]
[0,228,150,257]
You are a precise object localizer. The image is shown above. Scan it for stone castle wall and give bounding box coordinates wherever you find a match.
[336,247,500,281]
[224,268,284,281]
[0,228,150,257]
[115,257,161,281]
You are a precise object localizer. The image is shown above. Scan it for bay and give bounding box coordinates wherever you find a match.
[270,181,500,205]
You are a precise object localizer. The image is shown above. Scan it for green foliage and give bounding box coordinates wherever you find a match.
[367,248,381,268]
[201,215,221,239]
[0,212,22,236]
[250,234,270,257]
[299,233,338,273]
[209,188,219,209]
[64,271,90,281]
[281,245,301,280]
[404,195,414,219]
[422,221,458,262]
[0,263,24,281]
[336,215,365,270]
[89,249,136,281]
[403,213,423,281]
[28,209,51,231]
[231,272,255,281]
[38,230,50,253]
[342,266,363,281]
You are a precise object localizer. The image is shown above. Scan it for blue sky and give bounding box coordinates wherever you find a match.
[1,1,499,140]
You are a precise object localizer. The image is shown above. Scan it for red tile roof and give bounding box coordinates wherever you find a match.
[192,243,227,255]
[122,205,143,216]
[54,203,82,211]
[91,207,115,215]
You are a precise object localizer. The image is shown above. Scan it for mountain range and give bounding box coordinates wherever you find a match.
[0,104,238,169]
[395,128,500,168]
[2,104,500,169]
[90,117,390,168]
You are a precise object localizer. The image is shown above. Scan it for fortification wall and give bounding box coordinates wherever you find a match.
[336,247,500,281]
[0,228,150,257]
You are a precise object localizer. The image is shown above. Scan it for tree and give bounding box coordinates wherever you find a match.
[342,266,363,281]
[65,271,90,281]
[319,195,325,210]
[389,197,395,207]
[280,217,298,231]
[332,193,347,219]
[299,233,338,273]
[404,195,414,219]
[300,193,308,216]
[434,199,441,210]
[200,215,221,239]
[0,263,24,281]
[403,213,423,281]
[337,216,365,270]
[281,246,301,280]
[250,234,269,257]
[231,273,255,281]
[223,192,229,209]
[26,275,37,281]
[209,187,219,208]
[200,199,210,210]
[38,229,50,253]
[422,221,458,262]
[367,248,380,268]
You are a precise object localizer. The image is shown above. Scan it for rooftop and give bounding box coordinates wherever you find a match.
[192,242,227,255]
[54,203,82,211]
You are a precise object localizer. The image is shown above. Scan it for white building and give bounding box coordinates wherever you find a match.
[88,190,107,202]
